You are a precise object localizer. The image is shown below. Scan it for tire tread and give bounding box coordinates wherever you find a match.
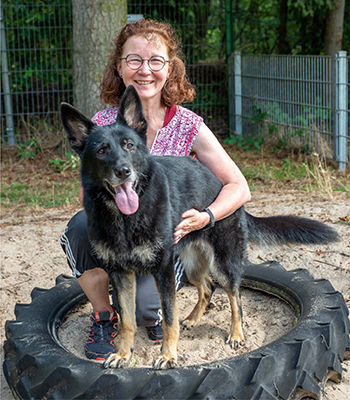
[3,263,350,399]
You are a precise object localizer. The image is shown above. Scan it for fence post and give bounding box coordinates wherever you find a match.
[234,51,242,135]
[334,51,348,171]
[228,53,234,134]
[0,5,15,146]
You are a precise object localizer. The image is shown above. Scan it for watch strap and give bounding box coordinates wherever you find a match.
[202,207,215,231]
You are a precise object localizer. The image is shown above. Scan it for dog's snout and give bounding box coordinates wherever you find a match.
[115,166,131,180]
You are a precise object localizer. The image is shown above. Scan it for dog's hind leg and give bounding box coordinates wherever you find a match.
[212,257,245,350]
[181,275,214,329]
[104,271,137,369]
[224,282,245,349]
[180,242,214,329]
[153,270,179,370]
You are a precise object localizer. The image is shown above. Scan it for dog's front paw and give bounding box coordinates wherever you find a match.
[104,352,132,369]
[226,335,245,350]
[153,355,177,370]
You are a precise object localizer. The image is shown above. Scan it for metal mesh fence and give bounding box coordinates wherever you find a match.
[243,54,333,153]
[127,1,229,136]
[1,0,229,147]
[1,0,73,147]
[1,1,349,169]
[229,52,349,169]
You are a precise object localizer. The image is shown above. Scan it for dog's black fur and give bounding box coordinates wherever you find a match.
[61,85,339,370]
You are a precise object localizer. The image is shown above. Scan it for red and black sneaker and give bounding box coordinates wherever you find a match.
[146,324,163,342]
[84,307,118,361]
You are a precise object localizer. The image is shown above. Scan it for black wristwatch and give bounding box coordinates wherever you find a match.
[202,207,215,231]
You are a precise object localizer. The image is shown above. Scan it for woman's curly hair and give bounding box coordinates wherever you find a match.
[100,19,196,107]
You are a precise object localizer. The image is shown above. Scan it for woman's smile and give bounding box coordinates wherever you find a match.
[118,35,171,104]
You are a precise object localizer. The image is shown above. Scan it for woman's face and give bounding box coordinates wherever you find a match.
[117,35,171,104]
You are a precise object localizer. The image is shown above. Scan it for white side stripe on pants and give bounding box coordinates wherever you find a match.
[59,229,81,277]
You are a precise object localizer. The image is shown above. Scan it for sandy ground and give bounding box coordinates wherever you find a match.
[1,190,349,399]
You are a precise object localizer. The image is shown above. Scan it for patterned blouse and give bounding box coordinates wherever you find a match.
[92,105,203,156]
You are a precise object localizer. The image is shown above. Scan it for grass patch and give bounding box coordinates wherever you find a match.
[1,147,81,211]
[224,143,349,196]
[1,180,80,208]
[1,144,348,213]
[241,157,307,183]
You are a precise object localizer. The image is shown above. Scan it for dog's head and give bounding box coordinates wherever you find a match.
[61,85,149,215]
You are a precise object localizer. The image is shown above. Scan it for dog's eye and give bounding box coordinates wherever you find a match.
[97,145,109,155]
[124,140,134,151]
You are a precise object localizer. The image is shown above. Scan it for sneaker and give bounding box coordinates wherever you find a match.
[84,308,118,361]
[146,324,163,341]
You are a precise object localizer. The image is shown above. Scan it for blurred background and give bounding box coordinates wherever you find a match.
[1,0,349,169]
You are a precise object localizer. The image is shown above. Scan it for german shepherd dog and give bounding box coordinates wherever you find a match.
[61,85,339,370]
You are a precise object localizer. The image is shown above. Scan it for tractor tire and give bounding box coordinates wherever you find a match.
[3,261,350,399]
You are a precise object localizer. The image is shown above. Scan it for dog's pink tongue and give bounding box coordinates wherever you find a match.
[115,182,139,214]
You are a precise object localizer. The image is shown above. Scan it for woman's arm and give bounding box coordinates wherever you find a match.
[79,185,84,205]
[174,122,251,243]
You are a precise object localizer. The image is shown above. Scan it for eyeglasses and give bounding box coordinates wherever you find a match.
[120,54,169,71]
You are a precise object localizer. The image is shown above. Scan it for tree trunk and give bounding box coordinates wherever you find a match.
[324,0,345,55]
[72,0,127,117]
[277,0,288,54]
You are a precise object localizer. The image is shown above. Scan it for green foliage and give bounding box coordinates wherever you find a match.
[129,0,226,62]
[192,81,226,107]
[279,157,307,180]
[205,28,223,59]
[224,134,265,152]
[233,0,339,54]
[249,99,332,152]
[343,2,350,54]
[290,0,333,18]
[4,0,73,94]
[334,185,350,194]
[252,107,268,123]
[17,138,42,159]
[49,152,80,172]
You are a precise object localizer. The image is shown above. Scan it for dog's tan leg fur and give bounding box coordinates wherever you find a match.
[105,272,137,368]
[180,241,214,328]
[182,277,212,328]
[226,288,245,349]
[153,297,179,369]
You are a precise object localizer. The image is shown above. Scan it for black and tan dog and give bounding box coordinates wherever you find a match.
[61,85,339,370]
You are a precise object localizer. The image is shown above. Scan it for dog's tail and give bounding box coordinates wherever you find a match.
[246,213,340,246]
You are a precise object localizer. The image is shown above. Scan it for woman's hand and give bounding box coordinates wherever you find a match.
[174,209,210,244]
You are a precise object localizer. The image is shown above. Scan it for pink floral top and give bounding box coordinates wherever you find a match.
[92,106,203,156]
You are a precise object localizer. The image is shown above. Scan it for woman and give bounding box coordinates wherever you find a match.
[60,19,251,361]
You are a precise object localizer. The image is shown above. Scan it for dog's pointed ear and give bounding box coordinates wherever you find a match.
[117,85,148,137]
[61,103,95,155]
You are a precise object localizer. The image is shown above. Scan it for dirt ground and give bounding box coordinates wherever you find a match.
[1,190,349,399]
